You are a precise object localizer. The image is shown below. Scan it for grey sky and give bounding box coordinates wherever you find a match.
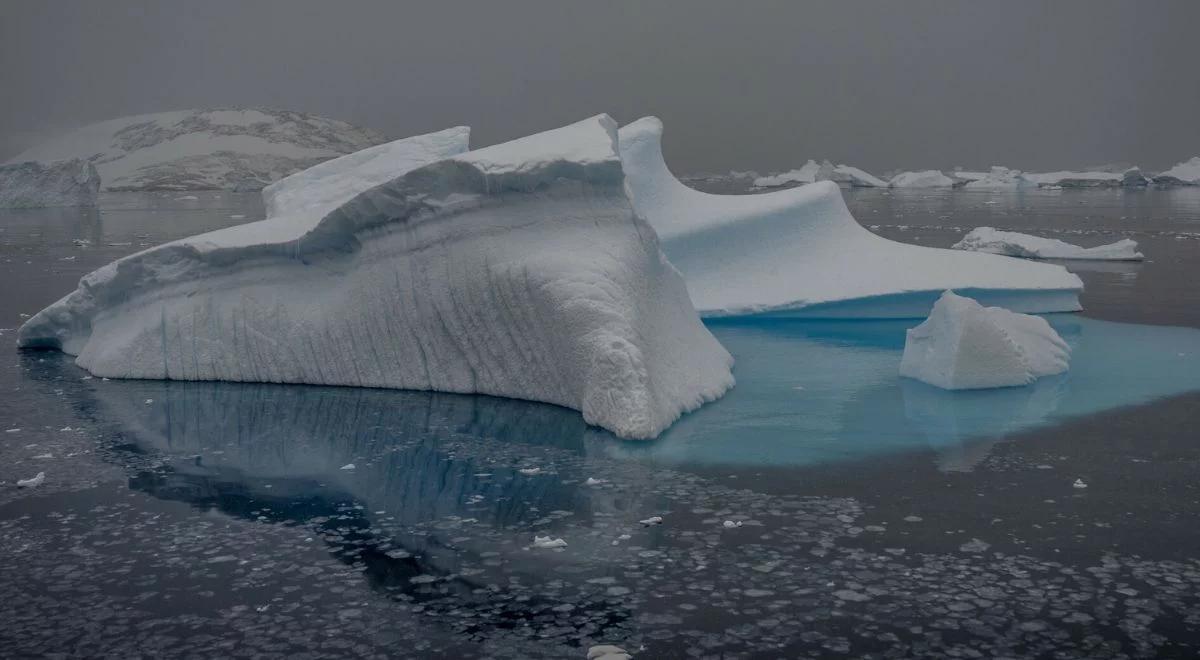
[2,0,1197,173]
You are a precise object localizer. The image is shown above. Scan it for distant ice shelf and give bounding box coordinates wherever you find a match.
[900,291,1071,390]
[617,116,1083,318]
[17,115,734,440]
[953,227,1144,261]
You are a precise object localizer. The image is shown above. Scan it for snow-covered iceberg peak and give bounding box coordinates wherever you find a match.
[617,116,1083,318]
[18,115,734,440]
[0,159,100,208]
[953,227,1144,261]
[900,291,1070,390]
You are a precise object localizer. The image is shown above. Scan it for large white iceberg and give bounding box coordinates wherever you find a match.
[0,159,100,208]
[752,161,820,188]
[888,170,955,188]
[17,115,734,440]
[961,167,1034,190]
[616,117,1083,318]
[953,227,1144,261]
[6,108,385,192]
[900,291,1070,390]
[819,161,888,188]
[1153,157,1200,186]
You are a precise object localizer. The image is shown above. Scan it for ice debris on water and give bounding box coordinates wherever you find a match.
[639,516,663,526]
[17,472,46,488]
[723,520,744,528]
[587,644,633,660]
[584,477,605,486]
[339,463,356,471]
[1074,478,1088,489]
[532,535,567,549]
[518,467,542,476]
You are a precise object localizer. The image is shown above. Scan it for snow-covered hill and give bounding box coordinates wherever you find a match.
[5,108,386,192]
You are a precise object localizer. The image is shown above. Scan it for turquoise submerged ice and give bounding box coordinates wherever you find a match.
[81,314,1200,472]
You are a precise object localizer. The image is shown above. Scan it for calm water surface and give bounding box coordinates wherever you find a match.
[2,187,1200,658]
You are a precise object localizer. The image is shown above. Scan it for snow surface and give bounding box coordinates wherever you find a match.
[953,227,1144,261]
[888,170,955,188]
[1024,168,1146,188]
[0,159,99,208]
[6,108,385,191]
[900,291,1070,390]
[616,116,1083,318]
[1153,157,1200,186]
[753,161,820,188]
[962,167,1034,190]
[17,114,734,440]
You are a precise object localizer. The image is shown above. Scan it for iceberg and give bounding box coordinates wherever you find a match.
[962,167,1034,190]
[900,291,1070,390]
[888,170,955,188]
[17,115,734,440]
[952,227,1144,261]
[0,159,100,208]
[752,161,820,188]
[818,160,887,188]
[1025,168,1147,188]
[616,116,1083,318]
[5,108,386,192]
[1153,157,1200,186]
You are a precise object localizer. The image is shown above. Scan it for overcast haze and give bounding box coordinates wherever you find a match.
[2,0,1198,173]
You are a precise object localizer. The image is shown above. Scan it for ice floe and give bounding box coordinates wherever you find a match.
[953,227,1143,261]
[900,291,1070,390]
[617,117,1083,317]
[17,115,733,440]
[17,472,46,488]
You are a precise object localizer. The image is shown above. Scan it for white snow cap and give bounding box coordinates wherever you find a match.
[953,227,1143,261]
[900,291,1070,390]
[617,116,1083,318]
[0,159,100,208]
[17,115,733,440]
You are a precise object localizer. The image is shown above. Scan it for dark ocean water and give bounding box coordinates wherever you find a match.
[2,186,1200,658]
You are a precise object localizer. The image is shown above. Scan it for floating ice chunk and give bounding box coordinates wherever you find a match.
[518,467,543,476]
[532,535,567,549]
[723,520,743,528]
[819,161,888,188]
[1073,478,1088,489]
[639,516,663,526]
[953,227,1144,261]
[959,538,991,553]
[18,114,733,440]
[753,161,821,188]
[888,170,955,188]
[340,463,356,470]
[1152,157,1200,186]
[17,472,45,488]
[584,477,605,486]
[962,167,1034,190]
[33,453,53,459]
[900,291,1070,390]
[0,159,99,208]
[587,644,633,660]
[617,117,1082,318]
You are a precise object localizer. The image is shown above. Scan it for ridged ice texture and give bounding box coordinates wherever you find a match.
[0,159,100,208]
[617,116,1084,318]
[953,227,1143,261]
[17,115,734,440]
[900,291,1071,390]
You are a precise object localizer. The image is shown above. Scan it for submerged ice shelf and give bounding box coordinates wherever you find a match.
[617,116,1083,318]
[17,115,734,440]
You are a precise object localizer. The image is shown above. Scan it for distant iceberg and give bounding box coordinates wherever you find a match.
[1152,157,1200,186]
[0,159,99,208]
[900,291,1070,390]
[753,161,820,188]
[5,108,386,192]
[18,115,734,440]
[1025,168,1147,188]
[953,227,1144,261]
[617,117,1083,318]
[888,170,955,188]
[961,167,1034,190]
